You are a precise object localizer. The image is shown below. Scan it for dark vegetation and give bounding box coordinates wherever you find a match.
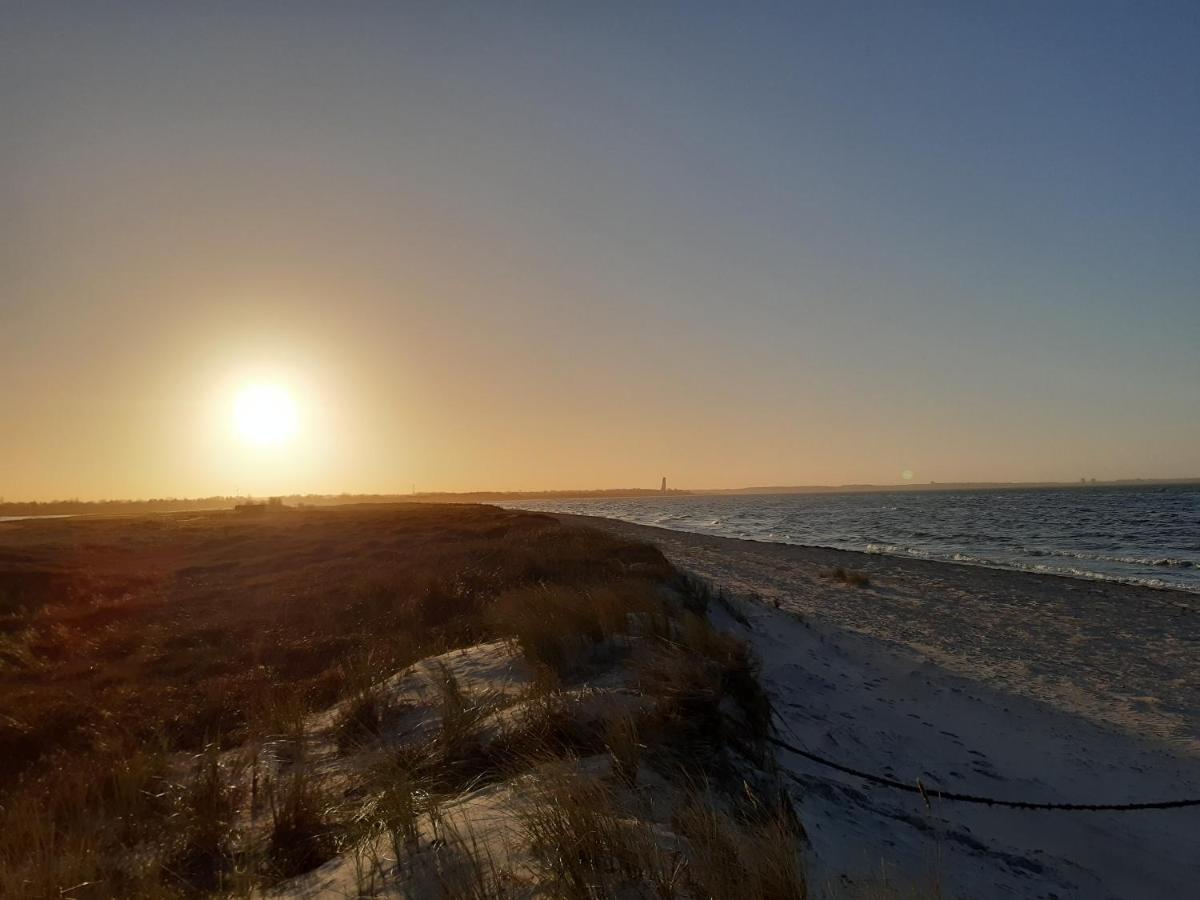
[0,504,802,898]
[825,567,871,588]
[0,487,690,519]
[0,505,665,781]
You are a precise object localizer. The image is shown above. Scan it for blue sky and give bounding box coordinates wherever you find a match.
[2,3,1198,497]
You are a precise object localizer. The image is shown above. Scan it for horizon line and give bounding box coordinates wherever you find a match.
[4,475,1199,508]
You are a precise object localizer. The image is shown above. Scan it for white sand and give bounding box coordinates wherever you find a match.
[275,641,662,898]
[560,513,1200,899]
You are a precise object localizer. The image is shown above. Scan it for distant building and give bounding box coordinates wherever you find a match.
[661,476,667,492]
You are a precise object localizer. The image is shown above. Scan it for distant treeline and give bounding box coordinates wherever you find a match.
[0,497,248,517]
[0,489,690,518]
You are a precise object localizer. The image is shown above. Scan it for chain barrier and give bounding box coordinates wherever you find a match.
[767,732,1200,812]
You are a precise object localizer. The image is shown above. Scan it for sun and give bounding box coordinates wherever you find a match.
[233,383,299,446]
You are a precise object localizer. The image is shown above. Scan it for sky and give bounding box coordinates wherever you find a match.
[2,2,1198,500]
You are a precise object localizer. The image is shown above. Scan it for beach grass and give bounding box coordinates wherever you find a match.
[0,504,803,898]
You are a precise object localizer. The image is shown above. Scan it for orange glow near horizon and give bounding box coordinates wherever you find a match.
[2,7,1198,503]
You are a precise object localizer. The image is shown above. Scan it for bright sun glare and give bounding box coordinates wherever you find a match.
[233,384,299,446]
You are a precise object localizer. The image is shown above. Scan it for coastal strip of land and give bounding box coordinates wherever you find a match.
[553,513,1199,749]
[556,512,1200,899]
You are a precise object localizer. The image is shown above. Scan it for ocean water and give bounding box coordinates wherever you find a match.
[505,486,1200,593]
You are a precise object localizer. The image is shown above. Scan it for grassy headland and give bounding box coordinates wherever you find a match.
[0,504,802,898]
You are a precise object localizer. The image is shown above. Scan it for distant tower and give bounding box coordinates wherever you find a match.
[661,476,667,492]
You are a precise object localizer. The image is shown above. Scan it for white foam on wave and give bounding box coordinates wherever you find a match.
[866,544,1200,593]
[1026,548,1195,568]
[865,543,931,559]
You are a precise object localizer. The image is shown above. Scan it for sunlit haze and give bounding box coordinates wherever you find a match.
[3,3,1198,501]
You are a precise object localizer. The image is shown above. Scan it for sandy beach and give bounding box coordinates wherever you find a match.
[556,513,1200,899]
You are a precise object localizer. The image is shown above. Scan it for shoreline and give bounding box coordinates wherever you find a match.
[548,508,1200,600]
[549,508,1200,599]
[517,503,1200,597]
[551,512,1199,752]
[557,512,1200,898]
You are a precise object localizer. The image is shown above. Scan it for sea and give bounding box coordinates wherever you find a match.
[504,485,1200,593]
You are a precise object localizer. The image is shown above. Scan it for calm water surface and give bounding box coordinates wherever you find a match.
[506,486,1200,593]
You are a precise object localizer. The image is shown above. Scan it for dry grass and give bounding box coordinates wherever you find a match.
[428,817,523,900]
[329,646,415,750]
[604,713,642,787]
[0,504,674,898]
[360,755,430,859]
[825,567,871,588]
[675,571,750,625]
[674,790,806,899]
[331,687,391,750]
[388,667,614,799]
[519,765,805,900]
[489,581,669,678]
[491,680,600,766]
[0,503,803,898]
[0,504,670,782]
[520,766,650,895]
[163,749,242,892]
[634,610,772,772]
[263,766,339,879]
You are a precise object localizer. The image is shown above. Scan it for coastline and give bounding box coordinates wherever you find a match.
[555,512,1200,897]
[552,512,1199,749]
[508,491,1200,595]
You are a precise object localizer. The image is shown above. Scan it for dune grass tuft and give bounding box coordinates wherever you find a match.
[675,790,806,900]
[825,567,871,588]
